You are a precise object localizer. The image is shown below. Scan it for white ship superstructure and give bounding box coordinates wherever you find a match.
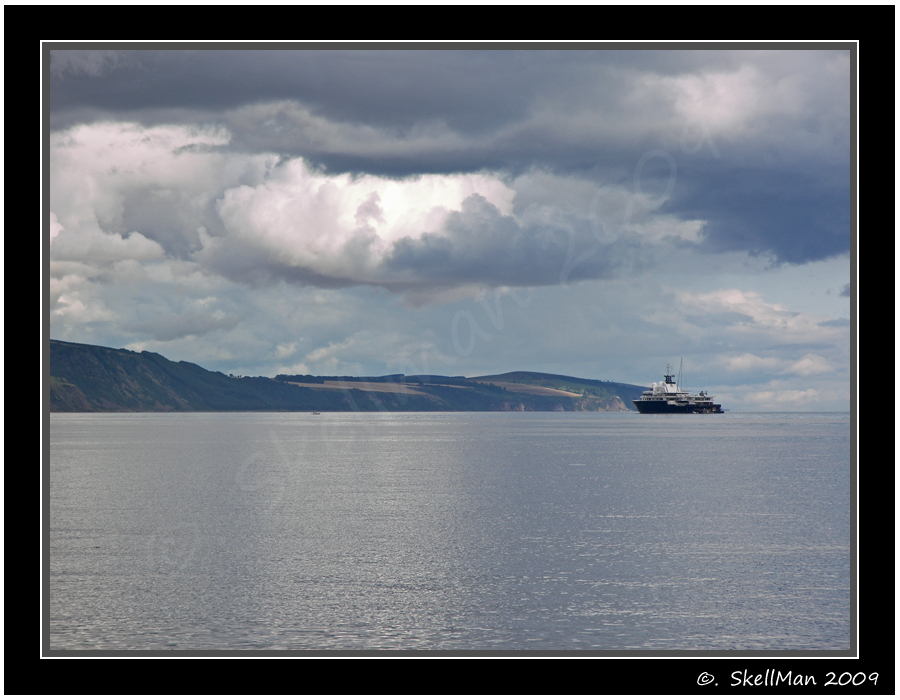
[632,361,723,414]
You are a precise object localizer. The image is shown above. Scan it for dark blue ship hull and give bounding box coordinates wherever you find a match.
[632,399,723,414]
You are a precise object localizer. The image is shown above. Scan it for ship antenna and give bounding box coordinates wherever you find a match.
[678,358,683,390]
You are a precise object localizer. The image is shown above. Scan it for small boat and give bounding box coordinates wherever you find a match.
[310,411,320,415]
[632,360,723,414]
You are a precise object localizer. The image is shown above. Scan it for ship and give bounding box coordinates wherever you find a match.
[632,360,723,414]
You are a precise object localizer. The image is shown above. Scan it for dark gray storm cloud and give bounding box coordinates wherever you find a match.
[679,166,851,263]
[49,50,562,133]
[48,46,853,275]
[381,193,646,293]
[47,49,761,132]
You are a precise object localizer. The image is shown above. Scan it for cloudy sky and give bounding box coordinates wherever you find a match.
[45,45,854,411]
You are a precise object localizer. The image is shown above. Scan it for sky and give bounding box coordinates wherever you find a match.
[45,45,854,411]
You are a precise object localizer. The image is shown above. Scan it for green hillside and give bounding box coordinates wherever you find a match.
[48,340,646,412]
[48,340,336,412]
[471,371,647,407]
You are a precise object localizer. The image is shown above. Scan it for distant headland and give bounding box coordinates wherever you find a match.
[48,339,646,413]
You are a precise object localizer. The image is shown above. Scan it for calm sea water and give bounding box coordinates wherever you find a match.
[46,411,852,652]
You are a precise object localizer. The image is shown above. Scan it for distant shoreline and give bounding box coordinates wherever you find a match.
[48,339,647,413]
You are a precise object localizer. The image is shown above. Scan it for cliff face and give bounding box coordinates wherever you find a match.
[48,376,93,411]
[48,339,643,412]
[566,397,629,412]
[49,341,186,411]
[588,396,630,412]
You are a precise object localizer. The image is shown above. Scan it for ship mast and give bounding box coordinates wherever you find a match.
[678,358,683,391]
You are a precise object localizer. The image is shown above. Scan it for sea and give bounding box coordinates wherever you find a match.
[46,411,852,652]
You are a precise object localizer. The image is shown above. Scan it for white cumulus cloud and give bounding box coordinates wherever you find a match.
[784,353,833,376]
